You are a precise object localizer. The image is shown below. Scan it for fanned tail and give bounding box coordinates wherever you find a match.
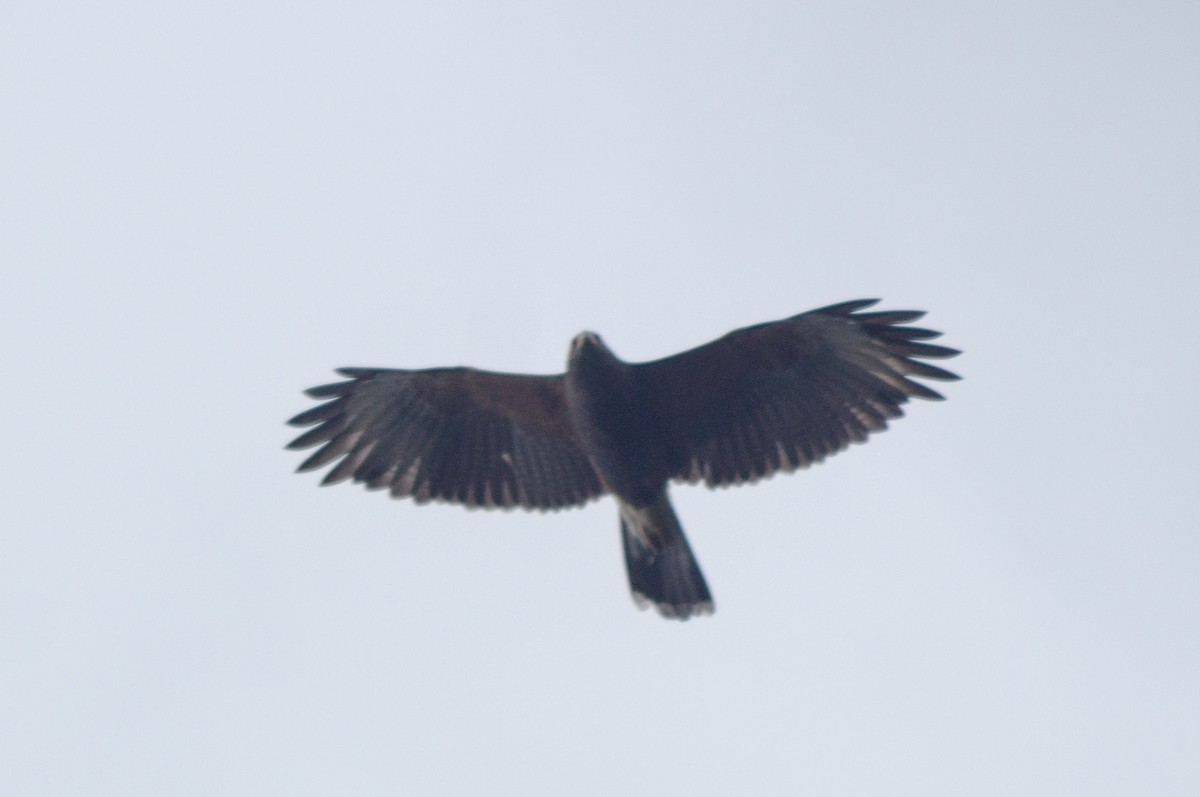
[619,493,714,620]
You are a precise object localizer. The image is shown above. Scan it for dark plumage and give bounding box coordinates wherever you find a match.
[287,299,960,619]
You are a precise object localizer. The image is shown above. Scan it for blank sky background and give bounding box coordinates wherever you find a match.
[2,2,1197,795]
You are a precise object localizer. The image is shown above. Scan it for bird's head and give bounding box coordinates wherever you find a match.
[568,331,615,370]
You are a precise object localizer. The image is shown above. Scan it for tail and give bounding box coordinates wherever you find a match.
[619,493,714,620]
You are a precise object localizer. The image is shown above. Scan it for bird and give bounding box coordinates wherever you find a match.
[286,299,959,619]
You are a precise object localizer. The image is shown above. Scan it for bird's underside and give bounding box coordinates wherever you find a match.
[287,299,960,619]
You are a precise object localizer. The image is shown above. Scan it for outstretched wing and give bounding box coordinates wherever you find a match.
[635,299,960,488]
[287,367,605,510]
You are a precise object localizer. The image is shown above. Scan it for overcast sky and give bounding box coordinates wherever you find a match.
[3,2,1198,795]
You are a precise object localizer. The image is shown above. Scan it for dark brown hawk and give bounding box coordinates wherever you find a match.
[287,299,959,619]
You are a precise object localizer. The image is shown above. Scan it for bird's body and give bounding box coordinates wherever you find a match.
[565,332,714,616]
[287,299,959,619]
[565,332,674,502]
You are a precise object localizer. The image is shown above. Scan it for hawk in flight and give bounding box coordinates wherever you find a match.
[287,299,959,619]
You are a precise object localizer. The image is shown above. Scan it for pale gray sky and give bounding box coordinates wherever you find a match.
[3,2,1198,795]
